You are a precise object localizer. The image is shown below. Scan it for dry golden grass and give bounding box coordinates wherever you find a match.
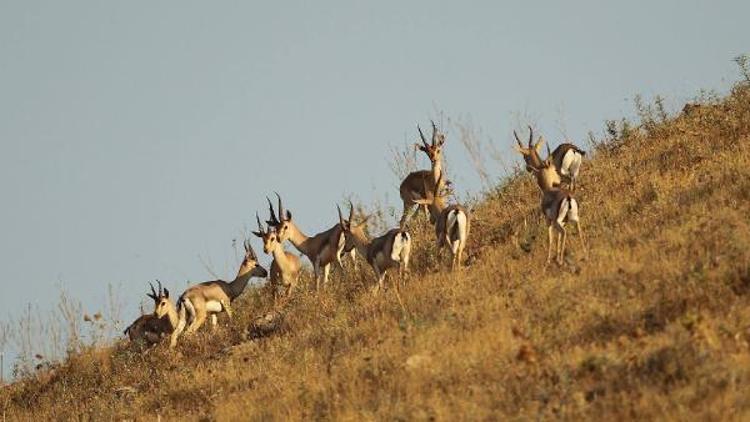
[2,84,750,421]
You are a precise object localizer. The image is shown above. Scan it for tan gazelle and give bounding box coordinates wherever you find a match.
[399,121,446,225]
[124,281,179,346]
[169,240,267,347]
[338,204,412,293]
[514,126,586,190]
[252,213,301,302]
[413,174,471,271]
[527,148,587,265]
[266,193,348,290]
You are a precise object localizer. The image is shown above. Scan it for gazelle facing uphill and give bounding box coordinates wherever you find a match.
[252,213,301,302]
[338,204,412,293]
[266,193,348,290]
[124,281,179,346]
[413,175,471,271]
[514,126,586,190]
[528,153,586,266]
[399,121,446,226]
[169,240,267,348]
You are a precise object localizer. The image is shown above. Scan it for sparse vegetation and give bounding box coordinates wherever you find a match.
[1,77,750,420]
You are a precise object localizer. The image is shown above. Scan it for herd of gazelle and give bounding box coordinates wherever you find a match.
[124,122,586,347]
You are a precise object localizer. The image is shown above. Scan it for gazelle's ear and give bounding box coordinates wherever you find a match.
[251,231,263,238]
[514,144,527,154]
[164,288,170,299]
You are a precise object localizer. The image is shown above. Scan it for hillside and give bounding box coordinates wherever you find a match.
[2,83,750,420]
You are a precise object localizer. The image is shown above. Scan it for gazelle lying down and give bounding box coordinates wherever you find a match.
[169,240,267,347]
[124,281,178,346]
[338,204,412,293]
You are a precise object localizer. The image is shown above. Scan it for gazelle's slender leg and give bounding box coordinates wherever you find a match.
[187,308,207,334]
[170,317,186,348]
[210,314,218,330]
[558,224,567,265]
[221,299,233,318]
[400,200,414,227]
[350,249,358,272]
[313,258,321,291]
[547,224,555,264]
[323,263,331,288]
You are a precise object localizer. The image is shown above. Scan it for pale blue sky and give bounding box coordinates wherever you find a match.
[0,1,747,361]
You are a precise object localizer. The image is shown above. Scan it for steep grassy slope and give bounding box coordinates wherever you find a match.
[2,84,750,420]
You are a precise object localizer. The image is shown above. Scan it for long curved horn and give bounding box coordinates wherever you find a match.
[546,141,551,161]
[527,125,534,147]
[147,282,157,300]
[255,212,265,235]
[513,130,524,147]
[244,239,256,259]
[348,202,355,224]
[431,120,438,145]
[417,125,429,149]
[275,192,288,222]
[265,196,280,226]
[337,204,346,226]
[157,279,163,297]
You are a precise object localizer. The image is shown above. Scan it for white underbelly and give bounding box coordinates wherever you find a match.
[205,300,223,313]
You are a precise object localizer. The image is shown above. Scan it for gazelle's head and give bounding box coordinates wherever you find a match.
[266,193,295,243]
[513,126,545,172]
[337,203,369,249]
[416,120,446,165]
[147,280,172,319]
[528,144,561,191]
[238,239,268,278]
[252,212,281,255]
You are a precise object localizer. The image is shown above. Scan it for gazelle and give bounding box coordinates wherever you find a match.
[252,213,301,302]
[412,175,471,271]
[514,126,586,190]
[338,204,412,293]
[528,151,586,265]
[124,281,179,346]
[266,193,348,290]
[169,240,267,348]
[399,121,446,226]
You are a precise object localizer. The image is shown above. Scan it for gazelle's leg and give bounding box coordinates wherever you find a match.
[350,249,358,272]
[400,200,413,227]
[221,299,233,318]
[547,225,555,264]
[187,307,207,334]
[558,224,567,265]
[210,314,218,330]
[170,317,186,348]
[313,258,321,291]
[323,263,331,287]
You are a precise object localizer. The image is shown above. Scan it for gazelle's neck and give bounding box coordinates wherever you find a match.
[165,302,180,329]
[432,159,443,183]
[349,228,371,257]
[271,243,293,268]
[285,222,313,257]
[227,268,253,300]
